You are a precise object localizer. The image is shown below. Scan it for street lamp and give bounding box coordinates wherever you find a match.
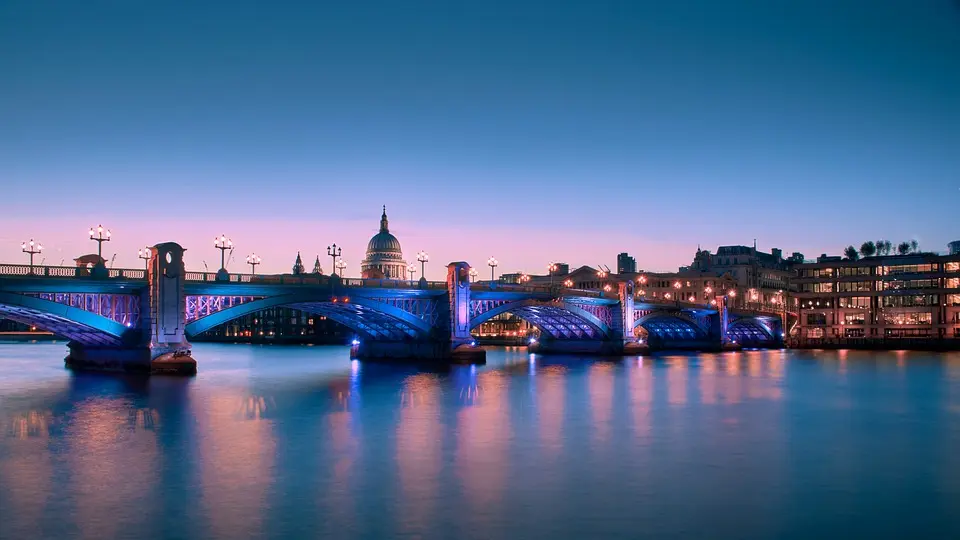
[564,278,574,288]
[520,273,531,284]
[487,256,499,282]
[21,239,42,273]
[407,263,417,283]
[89,224,111,261]
[246,253,261,274]
[137,246,151,270]
[469,267,479,282]
[336,259,347,277]
[214,235,233,270]
[417,250,429,279]
[548,263,558,287]
[327,244,342,276]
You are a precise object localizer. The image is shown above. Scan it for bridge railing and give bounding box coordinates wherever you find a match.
[0,264,146,280]
[471,283,608,298]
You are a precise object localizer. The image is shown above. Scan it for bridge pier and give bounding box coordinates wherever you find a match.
[65,242,196,375]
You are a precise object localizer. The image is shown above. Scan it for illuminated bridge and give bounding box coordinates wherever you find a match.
[0,243,785,374]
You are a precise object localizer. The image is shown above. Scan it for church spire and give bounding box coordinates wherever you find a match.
[379,205,389,233]
[312,255,323,274]
[292,251,305,275]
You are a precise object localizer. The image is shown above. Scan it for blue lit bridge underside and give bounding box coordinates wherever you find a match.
[0,256,786,373]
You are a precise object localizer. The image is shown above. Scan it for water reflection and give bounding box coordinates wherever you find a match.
[1,344,959,539]
[396,373,441,536]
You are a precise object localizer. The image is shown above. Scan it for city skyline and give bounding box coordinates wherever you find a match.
[3,1,958,277]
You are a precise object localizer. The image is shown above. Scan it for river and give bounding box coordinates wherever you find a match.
[1,342,959,539]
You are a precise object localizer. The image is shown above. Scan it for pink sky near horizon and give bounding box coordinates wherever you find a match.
[0,213,857,280]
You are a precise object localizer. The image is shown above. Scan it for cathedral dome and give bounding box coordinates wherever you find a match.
[366,231,402,255]
[361,207,408,279]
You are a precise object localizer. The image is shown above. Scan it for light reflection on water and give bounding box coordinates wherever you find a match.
[1,342,960,539]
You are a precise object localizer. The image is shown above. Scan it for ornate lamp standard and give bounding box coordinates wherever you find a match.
[548,263,558,287]
[520,273,531,285]
[138,246,151,270]
[469,267,479,283]
[407,263,417,284]
[246,253,261,275]
[89,224,111,262]
[212,235,234,281]
[673,280,682,307]
[21,239,42,274]
[416,250,429,281]
[327,244,342,277]
[214,234,233,271]
[487,256,499,282]
[336,259,347,277]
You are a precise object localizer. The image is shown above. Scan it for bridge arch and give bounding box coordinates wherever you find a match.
[727,317,776,344]
[0,291,130,346]
[470,298,613,340]
[184,293,435,340]
[634,311,709,341]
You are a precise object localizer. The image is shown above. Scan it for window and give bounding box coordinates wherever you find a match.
[843,314,865,325]
[947,278,959,289]
[883,279,938,290]
[882,264,937,275]
[883,312,933,325]
[885,328,933,338]
[949,295,960,307]
[845,328,865,337]
[955,328,960,338]
[839,266,872,277]
[882,295,938,307]
[946,262,960,273]
[803,268,835,278]
[802,283,834,293]
[806,328,824,338]
[806,313,827,325]
[838,281,871,292]
[839,297,871,308]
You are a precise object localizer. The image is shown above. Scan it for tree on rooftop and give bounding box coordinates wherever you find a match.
[897,242,911,255]
[843,245,860,261]
[859,241,876,258]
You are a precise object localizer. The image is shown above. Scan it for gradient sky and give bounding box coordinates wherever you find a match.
[2,0,958,278]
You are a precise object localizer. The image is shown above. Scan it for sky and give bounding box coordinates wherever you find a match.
[1,0,958,279]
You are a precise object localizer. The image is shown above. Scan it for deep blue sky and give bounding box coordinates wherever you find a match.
[1,1,957,276]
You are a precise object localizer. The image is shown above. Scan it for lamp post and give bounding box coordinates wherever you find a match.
[137,246,151,270]
[487,256,499,282]
[246,254,261,275]
[21,239,42,273]
[89,224,111,262]
[548,263,558,287]
[336,259,347,277]
[469,267,479,283]
[520,273,531,284]
[417,250,429,280]
[673,280,682,307]
[214,235,233,270]
[407,263,417,284]
[327,244,342,277]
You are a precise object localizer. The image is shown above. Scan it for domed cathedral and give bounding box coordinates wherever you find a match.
[361,206,408,279]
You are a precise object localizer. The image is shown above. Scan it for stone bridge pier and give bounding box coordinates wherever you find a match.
[65,242,196,375]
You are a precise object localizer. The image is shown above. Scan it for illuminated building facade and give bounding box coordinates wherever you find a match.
[793,250,960,344]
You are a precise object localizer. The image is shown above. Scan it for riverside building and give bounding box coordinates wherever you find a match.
[792,248,960,347]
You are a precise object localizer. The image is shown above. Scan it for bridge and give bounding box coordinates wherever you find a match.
[0,243,786,374]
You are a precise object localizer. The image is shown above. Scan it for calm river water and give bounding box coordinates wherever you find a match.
[1,342,960,539]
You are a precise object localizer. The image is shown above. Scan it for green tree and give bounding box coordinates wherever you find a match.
[897,241,911,255]
[859,241,876,258]
[910,239,919,253]
[844,245,860,260]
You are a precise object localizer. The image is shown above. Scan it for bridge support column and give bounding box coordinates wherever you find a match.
[65,242,196,375]
[446,262,485,364]
[618,280,644,354]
